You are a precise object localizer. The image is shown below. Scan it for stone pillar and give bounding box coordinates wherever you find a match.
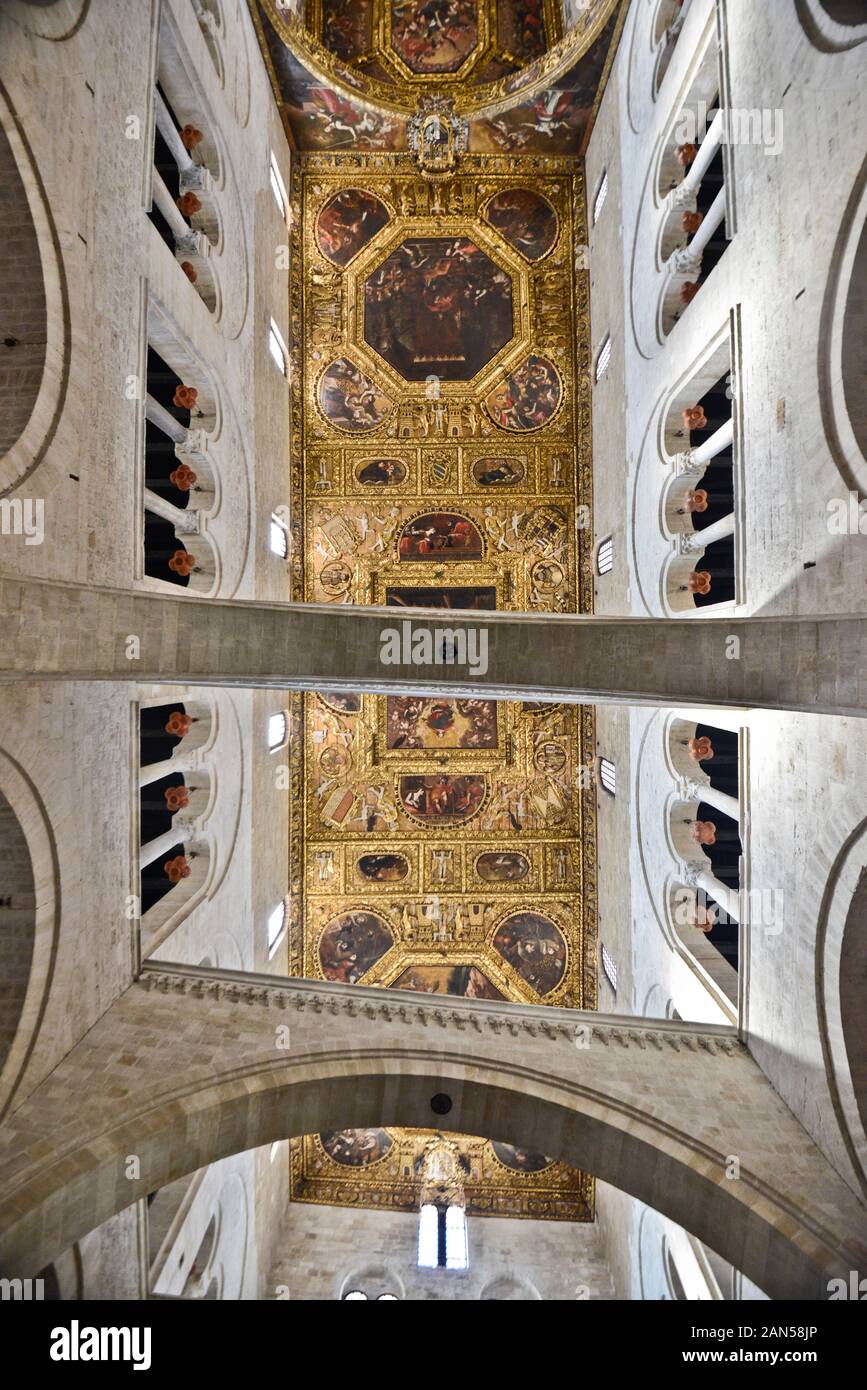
[672,187,727,276]
[680,512,735,554]
[680,775,740,824]
[151,169,193,244]
[140,822,194,870]
[139,750,199,790]
[145,394,187,443]
[673,418,734,474]
[153,89,196,177]
[144,488,200,535]
[682,861,740,923]
[671,108,726,206]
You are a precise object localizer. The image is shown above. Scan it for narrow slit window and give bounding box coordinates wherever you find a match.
[267,900,287,958]
[445,1205,469,1270]
[593,170,609,224]
[417,1203,439,1269]
[270,511,289,558]
[595,335,612,382]
[268,710,289,751]
[601,944,618,994]
[268,317,288,376]
[269,150,288,221]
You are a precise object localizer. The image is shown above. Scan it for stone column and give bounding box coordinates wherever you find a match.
[670,108,726,206]
[144,488,200,535]
[672,186,727,277]
[139,750,199,790]
[680,775,740,824]
[140,822,194,870]
[680,512,735,554]
[682,861,740,923]
[145,394,187,443]
[153,89,196,176]
[151,169,193,243]
[673,418,734,474]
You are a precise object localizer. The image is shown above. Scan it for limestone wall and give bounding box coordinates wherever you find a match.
[269,1201,616,1301]
[0,0,291,601]
[587,0,867,619]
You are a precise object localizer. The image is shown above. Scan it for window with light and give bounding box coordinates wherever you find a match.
[267,900,287,958]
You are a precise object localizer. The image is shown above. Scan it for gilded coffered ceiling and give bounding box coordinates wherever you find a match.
[277,145,598,1219]
[251,0,614,1223]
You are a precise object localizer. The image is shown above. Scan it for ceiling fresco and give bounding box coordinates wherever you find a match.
[307,0,560,87]
[251,0,626,154]
[280,146,597,1219]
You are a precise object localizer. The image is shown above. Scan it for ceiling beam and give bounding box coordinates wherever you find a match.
[0,576,864,715]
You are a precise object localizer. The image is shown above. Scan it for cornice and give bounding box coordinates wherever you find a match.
[139,962,742,1055]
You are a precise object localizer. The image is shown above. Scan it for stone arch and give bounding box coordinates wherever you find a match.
[0,748,60,1121]
[0,81,69,496]
[839,870,867,1143]
[0,791,36,1078]
[338,1263,405,1302]
[795,0,867,51]
[816,816,867,1196]
[1,977,864,1300]
[2,0,90,43]
[480,1273,542,1300]
[819,157,867,497]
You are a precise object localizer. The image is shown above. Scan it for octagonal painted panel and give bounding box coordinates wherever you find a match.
[390,0,480,74]
[364,236,514,381]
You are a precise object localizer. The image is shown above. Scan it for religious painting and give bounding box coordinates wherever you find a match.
[475,851,530,882]
[319,909,395,983]
[318,692,362,714]
[321,0,375,62]
[363,238,513,381]
[316,189,391,267]
[390,0,479,74]
[320,1128,393,1166]
[485,355,561,431]
[260,31,407,150]
[398,511,484,559]
[471,456,526,486]
[493,910,567,995]
[318,357,392,431]
[354,456,407,485]
[496,0,547,61]
[357,853,410,882]
[469,17,617,153]
[386,585,497,609]
[387,697,498,749]
[399,773,487,823]
[484,188,558,261]
[391,963,505,999]
[490,1140,553,1173]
